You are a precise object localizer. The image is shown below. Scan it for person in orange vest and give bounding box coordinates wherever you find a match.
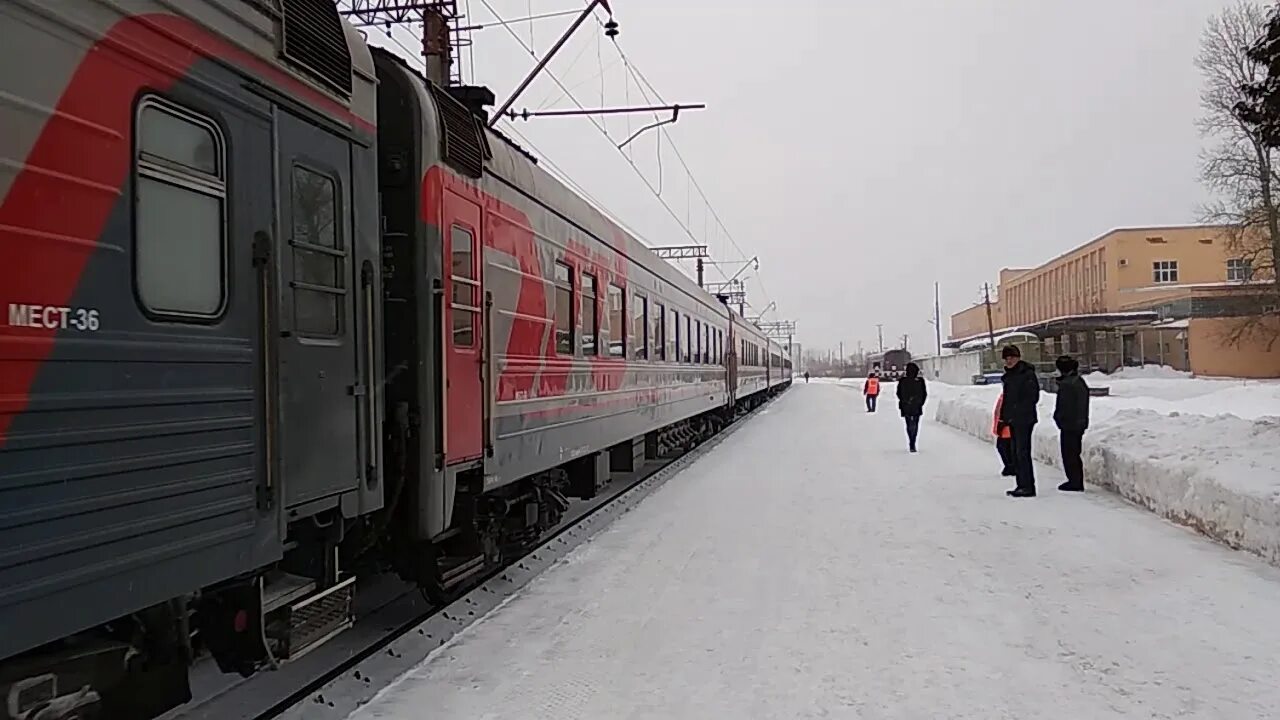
[992,392,1014,477]
[863,371,881,413]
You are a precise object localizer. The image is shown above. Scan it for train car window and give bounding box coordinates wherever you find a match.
[693,320,701,364]
[633,294,648,360]
[704,325,711,365]
[607,282,625,357]
[134,99,226,318]
[449,225,478,346]
[653,303,666,361]
[684,316,692,363]
[581,273,598,355]
[554,262,574,355]
[672,310,681,361]
[291,165,344,336]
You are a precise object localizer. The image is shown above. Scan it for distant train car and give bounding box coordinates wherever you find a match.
[869,349,912,381]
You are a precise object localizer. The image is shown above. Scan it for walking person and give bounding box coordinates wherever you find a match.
[1000,345,1040,497]
[896,362,927,452]
[804,371,810,383]
[863,371,881,412]
[992,392,1014,476]
[1053,355,1089,492]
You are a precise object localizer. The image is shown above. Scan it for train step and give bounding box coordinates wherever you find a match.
[266,576,356,662]
[438,553,487,590]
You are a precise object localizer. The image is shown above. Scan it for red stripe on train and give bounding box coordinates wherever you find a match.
[0,13,373,447]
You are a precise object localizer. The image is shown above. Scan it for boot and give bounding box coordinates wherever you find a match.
[1058,481,1084,492]
[1006,487,1036,497]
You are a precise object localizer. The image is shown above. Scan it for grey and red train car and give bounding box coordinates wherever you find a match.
[0,0,790,717]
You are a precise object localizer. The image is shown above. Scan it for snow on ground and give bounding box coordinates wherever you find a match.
[930,371,1280,568]
[344,383,1280,720]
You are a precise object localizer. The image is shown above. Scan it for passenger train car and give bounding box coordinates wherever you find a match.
[0,1,789,717]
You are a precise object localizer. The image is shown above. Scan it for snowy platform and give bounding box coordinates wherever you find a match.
[932,369,1280,567]
[333,382,1280,719]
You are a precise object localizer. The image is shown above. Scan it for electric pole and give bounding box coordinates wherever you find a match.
[983,282,998,353]
[876,324,884,354]
[901,333,908,350]
[934,281,942,357]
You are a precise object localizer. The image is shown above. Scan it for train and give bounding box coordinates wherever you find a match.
[868,349,912,381]
[0,1,792,717]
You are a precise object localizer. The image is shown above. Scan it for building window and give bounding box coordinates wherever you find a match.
[554,262,574,355]
[581,273,598,355]
[1227,258,1253,282]
[135,99,226,318]
[1152,260,1178,284]
[653,303,666,360]
[607,282,625,357]
[633,294,648,360]
[449,225,478,346]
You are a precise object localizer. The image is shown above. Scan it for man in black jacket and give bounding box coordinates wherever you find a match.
[1000,345,1040,497]
[1053,355,1089,492]
[896,362,927,452]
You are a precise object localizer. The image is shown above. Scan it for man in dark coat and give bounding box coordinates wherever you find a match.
[896,362,927,452]
[1053,355,1089,492]
[1000,345,1040,497]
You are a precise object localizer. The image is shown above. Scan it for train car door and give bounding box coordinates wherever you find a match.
[275,112,361,508]
[443,191,484,463]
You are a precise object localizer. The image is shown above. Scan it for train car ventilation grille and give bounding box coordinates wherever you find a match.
[280,0,353,98]
[427,83,489,179]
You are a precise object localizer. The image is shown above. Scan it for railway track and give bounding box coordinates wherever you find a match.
[165,394,781,720]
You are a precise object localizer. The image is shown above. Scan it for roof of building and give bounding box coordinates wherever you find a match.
[943,311,1160,349]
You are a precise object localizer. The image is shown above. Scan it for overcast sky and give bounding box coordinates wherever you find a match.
[365,0,1239,356]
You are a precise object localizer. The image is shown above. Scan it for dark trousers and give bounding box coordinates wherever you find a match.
[904,415,920,449]
[1010,423,1036,491]
[996,436,1013,473]
[1060,428,1084,488]
[866,394,878,412]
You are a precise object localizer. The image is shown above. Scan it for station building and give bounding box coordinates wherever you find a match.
[948,225,1280,378]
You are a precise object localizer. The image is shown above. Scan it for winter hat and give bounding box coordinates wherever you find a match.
[1055,355,1078,374]
[905,362,920,378]
[1001,345,1021,359]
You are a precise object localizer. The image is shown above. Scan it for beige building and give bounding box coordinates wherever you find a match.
[949,225,1280,378]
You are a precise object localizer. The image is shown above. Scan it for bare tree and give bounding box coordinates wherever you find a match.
[1197,0,1280,349]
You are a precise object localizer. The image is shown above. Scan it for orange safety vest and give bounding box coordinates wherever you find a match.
[865,377,880,395]
[992,393,1012,439]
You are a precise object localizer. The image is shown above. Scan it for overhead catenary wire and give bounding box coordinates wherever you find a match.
[341,0,774,310]
[472,0,735,284]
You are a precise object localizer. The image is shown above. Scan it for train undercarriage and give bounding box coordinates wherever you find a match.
[0,386,788,720]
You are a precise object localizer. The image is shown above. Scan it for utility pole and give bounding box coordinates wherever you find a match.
[933,281,942,357]
[901,333,908,350]
[983,282,998,356]
[839,341,844,369]
[876,324,884,354]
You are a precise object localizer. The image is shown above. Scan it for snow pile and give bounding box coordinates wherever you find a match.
[932,380,1280,567]
[1090,364,1192,381]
